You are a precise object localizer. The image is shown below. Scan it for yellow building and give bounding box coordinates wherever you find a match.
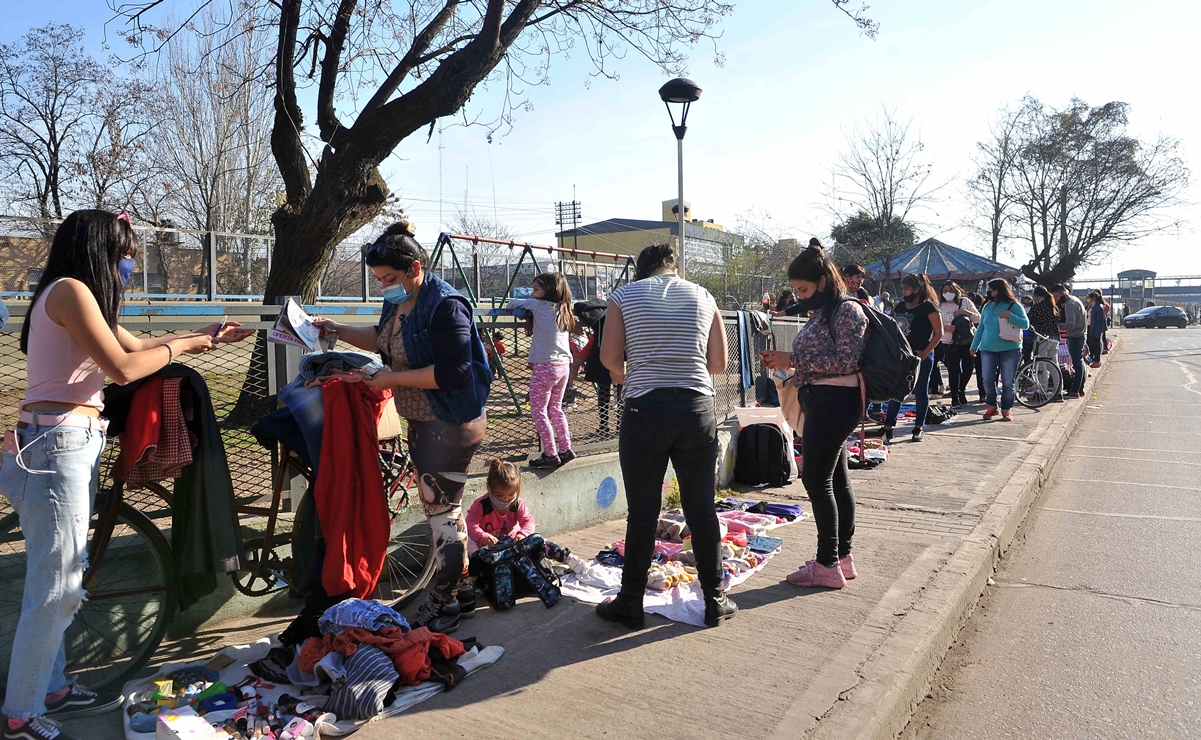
[554,199,744,265]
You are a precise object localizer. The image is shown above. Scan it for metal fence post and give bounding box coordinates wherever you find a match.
[206,231,218,300]
[361,245,370,302]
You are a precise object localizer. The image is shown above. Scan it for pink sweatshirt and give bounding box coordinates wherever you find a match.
[465,495,536,553]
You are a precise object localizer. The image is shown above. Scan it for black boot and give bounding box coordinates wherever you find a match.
[704,592,738,628]
[595,592,645,629]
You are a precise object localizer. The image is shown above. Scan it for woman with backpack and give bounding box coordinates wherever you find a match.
[937,281,979,409]
[971,278,1029,421]
[869,273,943,443]
[760,245,868,589]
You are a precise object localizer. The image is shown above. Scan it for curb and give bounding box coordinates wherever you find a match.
[805,343,1117,740]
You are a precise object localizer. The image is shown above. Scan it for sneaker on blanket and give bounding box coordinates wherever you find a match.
[44,683,121,719]
[3,716,81,740]
[457,583,477,619]
[565,553,588,574]
[413,595,460,634]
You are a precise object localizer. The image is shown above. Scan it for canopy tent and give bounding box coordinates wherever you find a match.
[865,238,1021,283]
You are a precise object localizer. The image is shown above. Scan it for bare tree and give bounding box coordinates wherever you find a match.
[1000,96,1188,285]
[965,104,1019,262]
[825,107,941,281]
[0,23,108,220]
[74,78,160,211]
[107,0,869,303]
[448,208,514,241]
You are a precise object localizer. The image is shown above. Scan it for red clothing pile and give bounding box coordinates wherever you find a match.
[298,626,465,686]
[114,376,196,487]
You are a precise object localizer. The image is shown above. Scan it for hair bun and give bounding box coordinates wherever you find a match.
[397,218,416,237]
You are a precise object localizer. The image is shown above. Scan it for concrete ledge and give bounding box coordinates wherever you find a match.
[805,347,1117,740]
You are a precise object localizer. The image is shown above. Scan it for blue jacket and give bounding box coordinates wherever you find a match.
[971,300,1029,353]
[379,272,492,424]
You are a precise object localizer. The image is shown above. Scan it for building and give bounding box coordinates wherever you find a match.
[554,199,745,266]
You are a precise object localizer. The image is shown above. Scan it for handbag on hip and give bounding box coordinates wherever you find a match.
[997,303,1023,342]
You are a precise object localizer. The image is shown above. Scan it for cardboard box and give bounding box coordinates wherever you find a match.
[155,706,215,740]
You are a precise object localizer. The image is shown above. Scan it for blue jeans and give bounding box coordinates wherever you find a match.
[1067,335,1087,394]
[886,353,934,429]
[0,423,105,719]
[981,348,1022,411]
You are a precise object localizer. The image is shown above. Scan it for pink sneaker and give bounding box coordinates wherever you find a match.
[1001,411,1012,421]
[983,407,999,419]
[805,555,857,580]
[787,560,847,589]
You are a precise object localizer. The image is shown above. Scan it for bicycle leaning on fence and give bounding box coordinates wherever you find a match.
[0,382,436,693]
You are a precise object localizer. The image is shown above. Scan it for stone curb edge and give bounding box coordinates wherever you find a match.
[806,344,1117,740]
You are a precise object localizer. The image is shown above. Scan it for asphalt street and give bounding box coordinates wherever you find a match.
[902,327,1201,739]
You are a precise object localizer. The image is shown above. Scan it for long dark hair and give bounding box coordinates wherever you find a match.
[633,243,677,281]
[20,209,136,355]
[364,219,429,272]
[532,272,575,332]
[786,244,847,332]
[900,273,934,304]
[987,278,1018,305]
[1032,285,1058,318]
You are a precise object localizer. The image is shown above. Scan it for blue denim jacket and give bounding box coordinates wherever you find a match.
[379,272,492,424]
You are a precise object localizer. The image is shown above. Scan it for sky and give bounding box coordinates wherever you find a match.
[5,0,1199,282]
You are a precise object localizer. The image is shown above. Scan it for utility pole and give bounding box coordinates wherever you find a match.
[554,199,581,252]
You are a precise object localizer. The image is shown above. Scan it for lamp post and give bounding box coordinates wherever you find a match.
[659,77,702,279]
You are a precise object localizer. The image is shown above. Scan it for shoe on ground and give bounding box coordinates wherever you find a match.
[863,427,890,438]
[1090,362,1101,369]
[950,401,963,409]
[983,407,999,419]
[786,560,847,589]
[43,683,121,719]
[1001,411,1013,421]
[703,594,738,627]
[412,595,460,634]
[456,584,476,619]
[807,555,857,580]
[911,427,924,442]
[528,453,561,469]
[557,449,576,466]
[2,717,79,740]
[595,593,645,629]
[1065,392,1082,399]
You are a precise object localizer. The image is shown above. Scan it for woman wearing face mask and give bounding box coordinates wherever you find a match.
[760,244,868,589]
[970,278,1029,421]
[936,281,979,409]
[313,220,493,635]
[871,273,943,443]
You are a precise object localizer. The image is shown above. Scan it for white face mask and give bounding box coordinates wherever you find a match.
[943,292,956,302]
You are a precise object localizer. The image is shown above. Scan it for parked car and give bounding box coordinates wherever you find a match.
[1122,305,1188,329]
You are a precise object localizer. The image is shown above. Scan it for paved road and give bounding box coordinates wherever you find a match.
[902,327,1201,739]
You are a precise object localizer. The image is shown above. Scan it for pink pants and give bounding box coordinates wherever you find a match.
[530,362,572,457]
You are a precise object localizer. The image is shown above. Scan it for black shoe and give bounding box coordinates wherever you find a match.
[457,584,477,619]
[704,593,738,627]
[950,401,963,409]
[863,427,891,439]
[2,717,81,740]
[557,449,576,465]
[595,593,645,629]
[44,683,121,719]
[412,595,460,634]
[528,453,561,469]
[911,427,924,442]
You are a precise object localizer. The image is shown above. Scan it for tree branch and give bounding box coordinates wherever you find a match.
[315,0,357,143]
[271,0,311,205]
[360,0,461,119]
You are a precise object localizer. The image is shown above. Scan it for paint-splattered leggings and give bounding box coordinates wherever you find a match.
[408,414,487,603]
[529,362,572,457]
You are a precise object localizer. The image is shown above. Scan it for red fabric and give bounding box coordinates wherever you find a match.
[297,626,465,686]
[113,376,164,480]
[125,377,194,486]
[315,381,392,598]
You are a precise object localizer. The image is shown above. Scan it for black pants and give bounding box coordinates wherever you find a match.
[1087,333,1103,363]
[944,343,974,404]
[973,351,985,399]
[618,389,722,598]
[799,385,862,568]
[929,345,945,394]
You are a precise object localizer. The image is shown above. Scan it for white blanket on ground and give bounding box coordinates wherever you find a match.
[121,638,504,739]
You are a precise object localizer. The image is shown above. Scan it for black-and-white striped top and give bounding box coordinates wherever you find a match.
[611,273,717,398]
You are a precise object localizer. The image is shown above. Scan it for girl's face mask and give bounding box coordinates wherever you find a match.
[118,257,136,285]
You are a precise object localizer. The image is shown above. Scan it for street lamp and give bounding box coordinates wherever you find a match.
[659,77,702,278]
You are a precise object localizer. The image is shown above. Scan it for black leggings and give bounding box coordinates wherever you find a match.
[944,344,974,401]
[799,385,862,568]
[408,414,487,602]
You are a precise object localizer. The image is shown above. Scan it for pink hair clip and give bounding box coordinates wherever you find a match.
[117,212,132,226]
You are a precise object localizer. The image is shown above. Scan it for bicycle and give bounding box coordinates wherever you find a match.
[0,390,435,693]
[1013,334,1063,409]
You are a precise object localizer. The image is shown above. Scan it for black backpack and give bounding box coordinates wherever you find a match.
[951,315,975,345]
[844,299,920,404]
[735,423,792,488]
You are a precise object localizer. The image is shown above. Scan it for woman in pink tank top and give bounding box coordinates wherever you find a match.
[0,210,253,736]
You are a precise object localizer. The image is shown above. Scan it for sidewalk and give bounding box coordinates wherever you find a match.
[66,354,1110,740]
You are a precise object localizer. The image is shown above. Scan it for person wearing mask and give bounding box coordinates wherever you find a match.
[774,289,797,314]
[971,279,1029,420]
[841,263,871,304]
[967,292,987,402]
[936,281,980,409]
[868,274,942,442]
[1050,284,1087,398]
[1026,286,1062,398]
[313,219,493,635]
[595,243,737,629]
[760,245,867,589]
[1,210,253,740]
[1086,292,1108,369]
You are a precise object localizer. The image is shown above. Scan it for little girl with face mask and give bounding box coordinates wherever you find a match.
[465,460,587,568]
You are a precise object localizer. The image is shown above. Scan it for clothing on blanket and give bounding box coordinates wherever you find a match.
[325,645,398,721]
[318,599,409,636]
[299,626,466,688]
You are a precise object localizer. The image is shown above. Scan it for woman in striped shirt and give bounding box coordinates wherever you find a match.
[593,243,737,630]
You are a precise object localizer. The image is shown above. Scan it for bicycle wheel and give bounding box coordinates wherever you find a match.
[1016,359,1062,408]
[374,439,435,609]
[0,502,175,693]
